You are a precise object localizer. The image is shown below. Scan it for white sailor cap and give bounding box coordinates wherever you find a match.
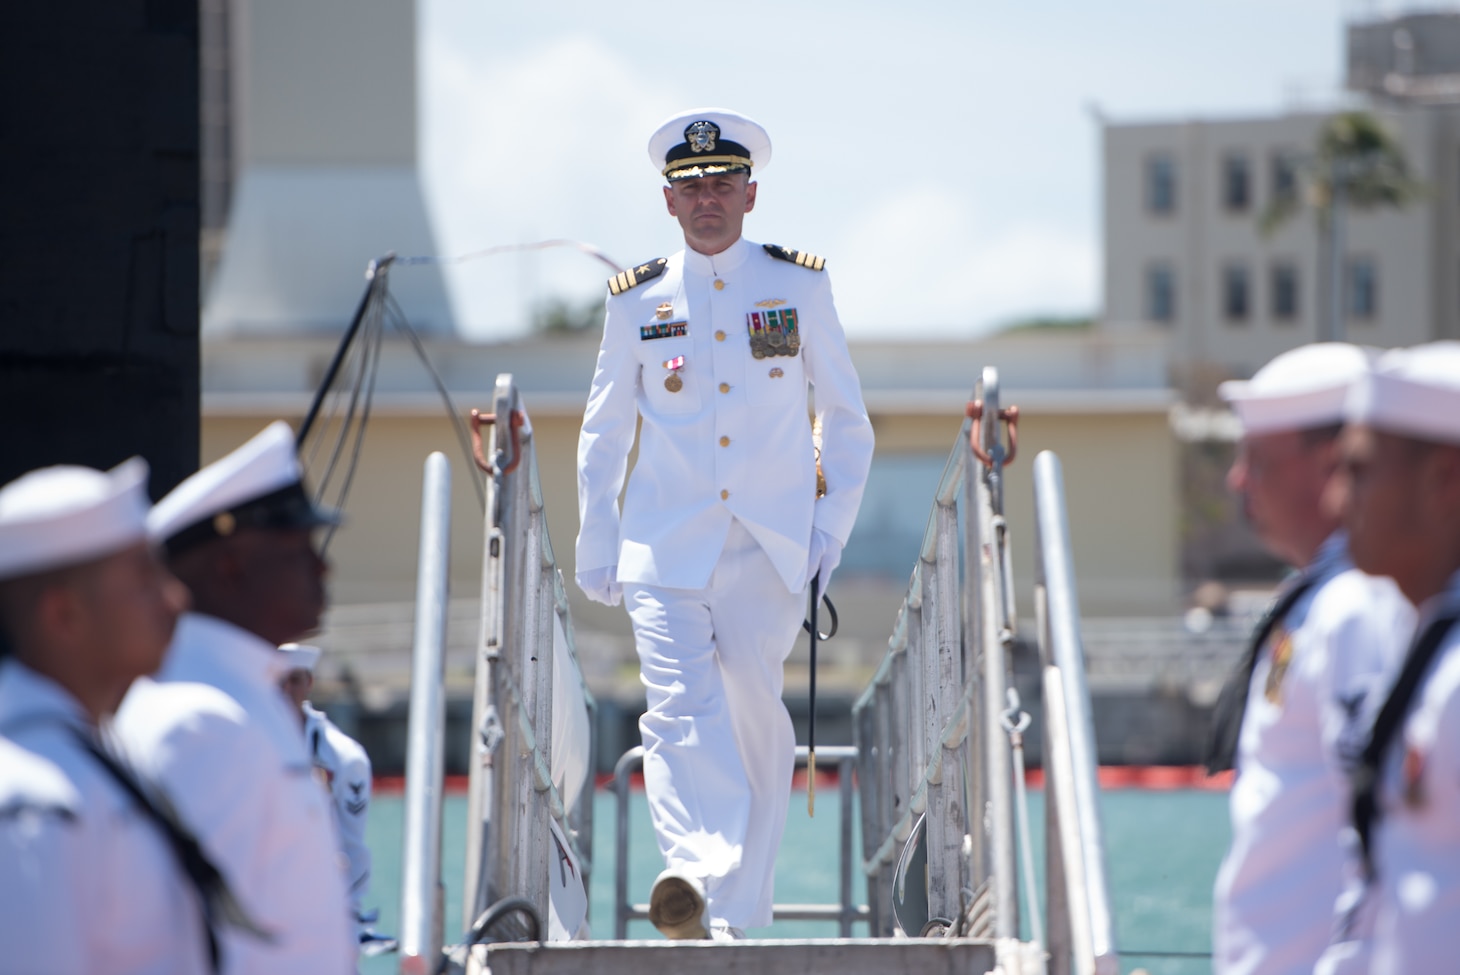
[648,108,771,182]
[0,458,151,581]
[149,421,340,556]
[277,642,321,673]
[1218,343,1374,436]
[1345,341,1460,446]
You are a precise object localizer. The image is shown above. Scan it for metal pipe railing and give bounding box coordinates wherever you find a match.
[1034,450,1119,975]
[461,374,596,951]
[398,451,453,974]
[969,367,1019,939]
[850,366,1025,942]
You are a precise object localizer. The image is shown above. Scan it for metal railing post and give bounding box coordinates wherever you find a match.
[1034,450,1119,975]
[398,451,452,974]
[971,369,1019,938]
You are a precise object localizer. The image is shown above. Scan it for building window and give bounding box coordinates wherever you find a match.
[842,454,950,578]
[1146,264,1176,323]
[1270,263,1299,322]
[1347,257,1378,319]
[1222,154,1251,212]
[1271,152,1299,207]
[1223,264,1250,322]
[1146,154,1177,215]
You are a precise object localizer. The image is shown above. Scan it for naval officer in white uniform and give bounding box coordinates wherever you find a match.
[116,422,356,975]
[0,459,211,973]
[1328,342,1460,975]
[1207,344,1414,975]
[576,108,875,940]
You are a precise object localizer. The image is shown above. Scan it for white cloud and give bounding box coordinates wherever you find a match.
[421,35,676,337]
[835,188,1097,336]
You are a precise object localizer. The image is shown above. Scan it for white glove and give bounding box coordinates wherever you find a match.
[806,528,843,596]
[576,565,622,607]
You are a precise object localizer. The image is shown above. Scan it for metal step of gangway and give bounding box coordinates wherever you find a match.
[482,937,1003,975]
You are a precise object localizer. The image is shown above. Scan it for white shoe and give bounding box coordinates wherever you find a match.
[710,922,746,942]
[649,869,708,940]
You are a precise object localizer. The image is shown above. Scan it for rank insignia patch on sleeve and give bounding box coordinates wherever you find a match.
[608,257,669,295]
[763,244,826,271]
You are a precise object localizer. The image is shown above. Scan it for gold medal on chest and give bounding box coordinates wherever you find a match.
[655,303,673,321]
[663,355,685,393]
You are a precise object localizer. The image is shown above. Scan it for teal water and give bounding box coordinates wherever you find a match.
[360,786,1229,975]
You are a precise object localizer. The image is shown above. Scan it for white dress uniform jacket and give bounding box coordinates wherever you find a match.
[1366,571,1460,975]
[576,236,874,592]
[0,660,210,975]
[1213,533,1414,975]
[302,702,372,923]
[116,614,355,975]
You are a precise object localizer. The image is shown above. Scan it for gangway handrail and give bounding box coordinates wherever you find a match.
[851,366,1116,975]
[398,452,453,973]
[457,374,597,966]
[1033,451,1119,975]
[968,368,1020,939]
[851,367,1019,942]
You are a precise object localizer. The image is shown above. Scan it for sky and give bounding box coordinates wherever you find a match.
[415,0,1384,341]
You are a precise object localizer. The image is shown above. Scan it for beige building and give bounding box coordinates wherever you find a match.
[1102,10,1460,386]
[201,326,1181,694]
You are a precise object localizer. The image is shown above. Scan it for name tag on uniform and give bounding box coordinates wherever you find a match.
[641,322,687,340]
[746,308,800,359]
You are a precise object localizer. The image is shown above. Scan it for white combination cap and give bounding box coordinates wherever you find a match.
[0,457,151,581]
[648,108,771,182]
[1218,343,1374,436]
[1345,341,1460,446]
[277,642,321,673]
[149,420,340,555]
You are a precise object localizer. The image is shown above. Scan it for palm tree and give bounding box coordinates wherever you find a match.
[1260,111,1424,341]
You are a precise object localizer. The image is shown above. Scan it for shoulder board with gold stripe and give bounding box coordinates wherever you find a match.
[607,257,669,296]
[763,243,826,271]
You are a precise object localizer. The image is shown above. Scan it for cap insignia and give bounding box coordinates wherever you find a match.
[685,120,719,154]
[213,511,236,537]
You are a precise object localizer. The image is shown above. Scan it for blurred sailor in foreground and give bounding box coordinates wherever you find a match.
[0,459,211,972]
[277,643,396,956]
[1327,342,1460,975]
[116,422,356,974]
[1207,343,1414,975]
[575,107,874,940]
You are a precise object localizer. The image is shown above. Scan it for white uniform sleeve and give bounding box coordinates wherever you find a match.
[1317,575,1414,773]
[321,721,373,914]
[576,293,643,573]
[803,270,875,545]
[0,809,88,975]
[144,702,299,973]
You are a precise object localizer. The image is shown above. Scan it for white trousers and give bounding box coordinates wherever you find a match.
[625,519,806,930]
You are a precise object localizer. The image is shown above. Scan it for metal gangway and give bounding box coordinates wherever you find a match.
[853,367,1118,975]
[395,374,598,975]
[392,367,1118,975]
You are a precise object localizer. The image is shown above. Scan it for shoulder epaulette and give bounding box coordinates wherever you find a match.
[763,243,826,271]
[607,257,669,296]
